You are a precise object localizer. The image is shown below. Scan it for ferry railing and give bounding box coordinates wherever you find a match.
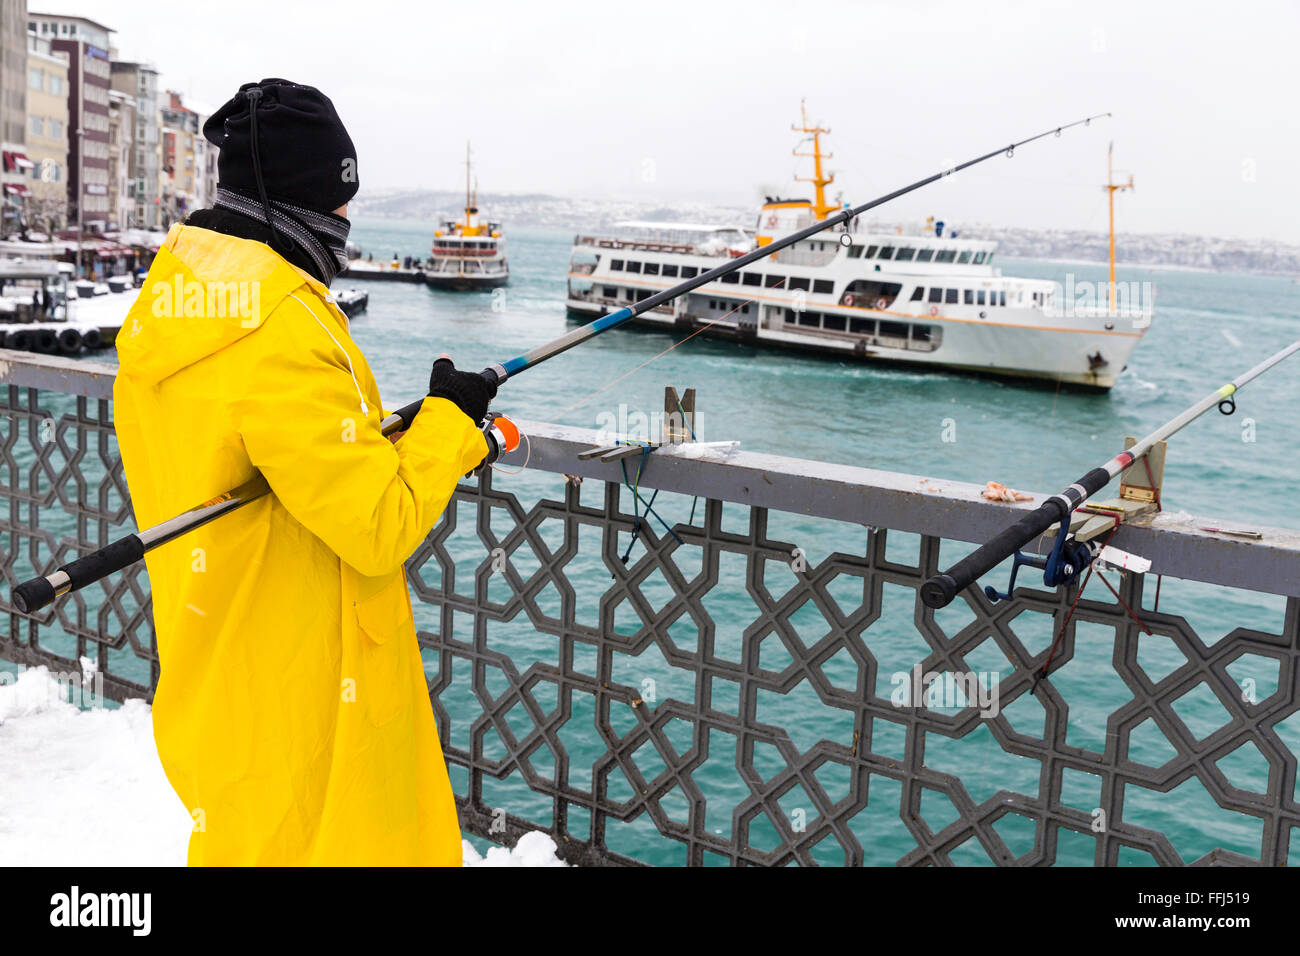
[2,350,1297,867]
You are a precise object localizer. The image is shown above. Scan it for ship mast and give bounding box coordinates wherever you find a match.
[792,99,836,221]
[464,140,472,230]
[1104,142,1134,314]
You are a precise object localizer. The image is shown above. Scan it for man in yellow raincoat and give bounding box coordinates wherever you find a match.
[113,79,493,864]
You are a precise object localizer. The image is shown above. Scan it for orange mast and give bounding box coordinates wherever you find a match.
[792,99,836,221]
[1103,142,1134,314]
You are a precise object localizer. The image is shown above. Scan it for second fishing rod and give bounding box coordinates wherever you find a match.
[11,113,1110,614]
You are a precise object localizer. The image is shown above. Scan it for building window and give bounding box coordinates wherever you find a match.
[50,119,63,139]
[28,68,43,90]
[29,116,43,136]
[50,75,62,96]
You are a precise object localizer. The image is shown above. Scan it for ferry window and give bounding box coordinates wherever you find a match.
[789,276,810,291]
[740,273,761,286]
[928,288,942,303]
[764,275,784,288]
[915,249,934,262]
[910,287,924,301]
[973,252,986,264]
[813,279,834,295]
[880,321,909,338]
[603,286,616,297]
[913,326,933,343]
[964,290,974,304]
[985,254,994,265]
[849,318,875,335]
[626,261,641,273]
[797,311,819,327]
[721,272,739,283]
[741,304,750,314]
[957,251,971,264]
[823,314,847,332]
[977,290,986,305]
[945,289,958,304]
[999,290,1006,307]
[865,245,878,258]
[895,248,915,262]
[644,262,660,275]
[682,266,698,278]
[662,264,679,277]
[935,249,956,263]
[848,245,864,259]
[878,246,895,260]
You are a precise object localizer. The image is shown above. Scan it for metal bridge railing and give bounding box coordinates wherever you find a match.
[2,350,1297,866]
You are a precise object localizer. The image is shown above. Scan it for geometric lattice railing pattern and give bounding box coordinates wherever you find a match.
[3,352,1298,866]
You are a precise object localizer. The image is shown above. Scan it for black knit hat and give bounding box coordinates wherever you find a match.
[203,78,358,214]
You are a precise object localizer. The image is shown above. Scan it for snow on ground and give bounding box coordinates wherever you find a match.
[0,666,566,867]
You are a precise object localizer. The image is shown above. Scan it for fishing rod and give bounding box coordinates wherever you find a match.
[12,113,1110,615]
[920,338,1300,610]
[481,113,1111,386]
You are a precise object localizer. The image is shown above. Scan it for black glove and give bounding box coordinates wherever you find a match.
[428,356,496,424]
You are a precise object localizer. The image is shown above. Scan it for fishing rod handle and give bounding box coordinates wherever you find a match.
[12,534,146,615]
[919,467,1113,609]
[384,369,504,435]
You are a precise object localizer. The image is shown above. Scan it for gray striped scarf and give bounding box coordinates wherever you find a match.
[213,186,350,283]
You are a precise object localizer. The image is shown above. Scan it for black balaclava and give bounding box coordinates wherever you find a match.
[193,79,358,284]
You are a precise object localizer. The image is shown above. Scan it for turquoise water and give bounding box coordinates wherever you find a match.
[7,215,1298,865]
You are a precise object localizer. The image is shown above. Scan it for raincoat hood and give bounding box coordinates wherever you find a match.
[117,223,328,385]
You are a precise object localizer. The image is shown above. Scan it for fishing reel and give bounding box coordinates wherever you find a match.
[984,515,1100,603]
[472,411,521,475]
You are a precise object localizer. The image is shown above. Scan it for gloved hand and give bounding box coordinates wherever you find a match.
[428,355,496,424]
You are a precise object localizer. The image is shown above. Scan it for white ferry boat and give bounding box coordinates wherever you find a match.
[426,142,508,291]
[566,110,1148,390]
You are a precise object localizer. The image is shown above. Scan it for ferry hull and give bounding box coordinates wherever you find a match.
[425,272,509,291]
[564,299,1139,390]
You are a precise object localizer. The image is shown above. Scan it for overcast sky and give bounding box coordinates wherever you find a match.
[59,0,1300,242]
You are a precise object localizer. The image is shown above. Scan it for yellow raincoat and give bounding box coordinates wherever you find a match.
[113,223,486,865]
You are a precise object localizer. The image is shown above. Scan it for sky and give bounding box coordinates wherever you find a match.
[53,0,1300,242]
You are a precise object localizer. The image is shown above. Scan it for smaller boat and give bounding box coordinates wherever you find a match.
[425,142,509,291]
